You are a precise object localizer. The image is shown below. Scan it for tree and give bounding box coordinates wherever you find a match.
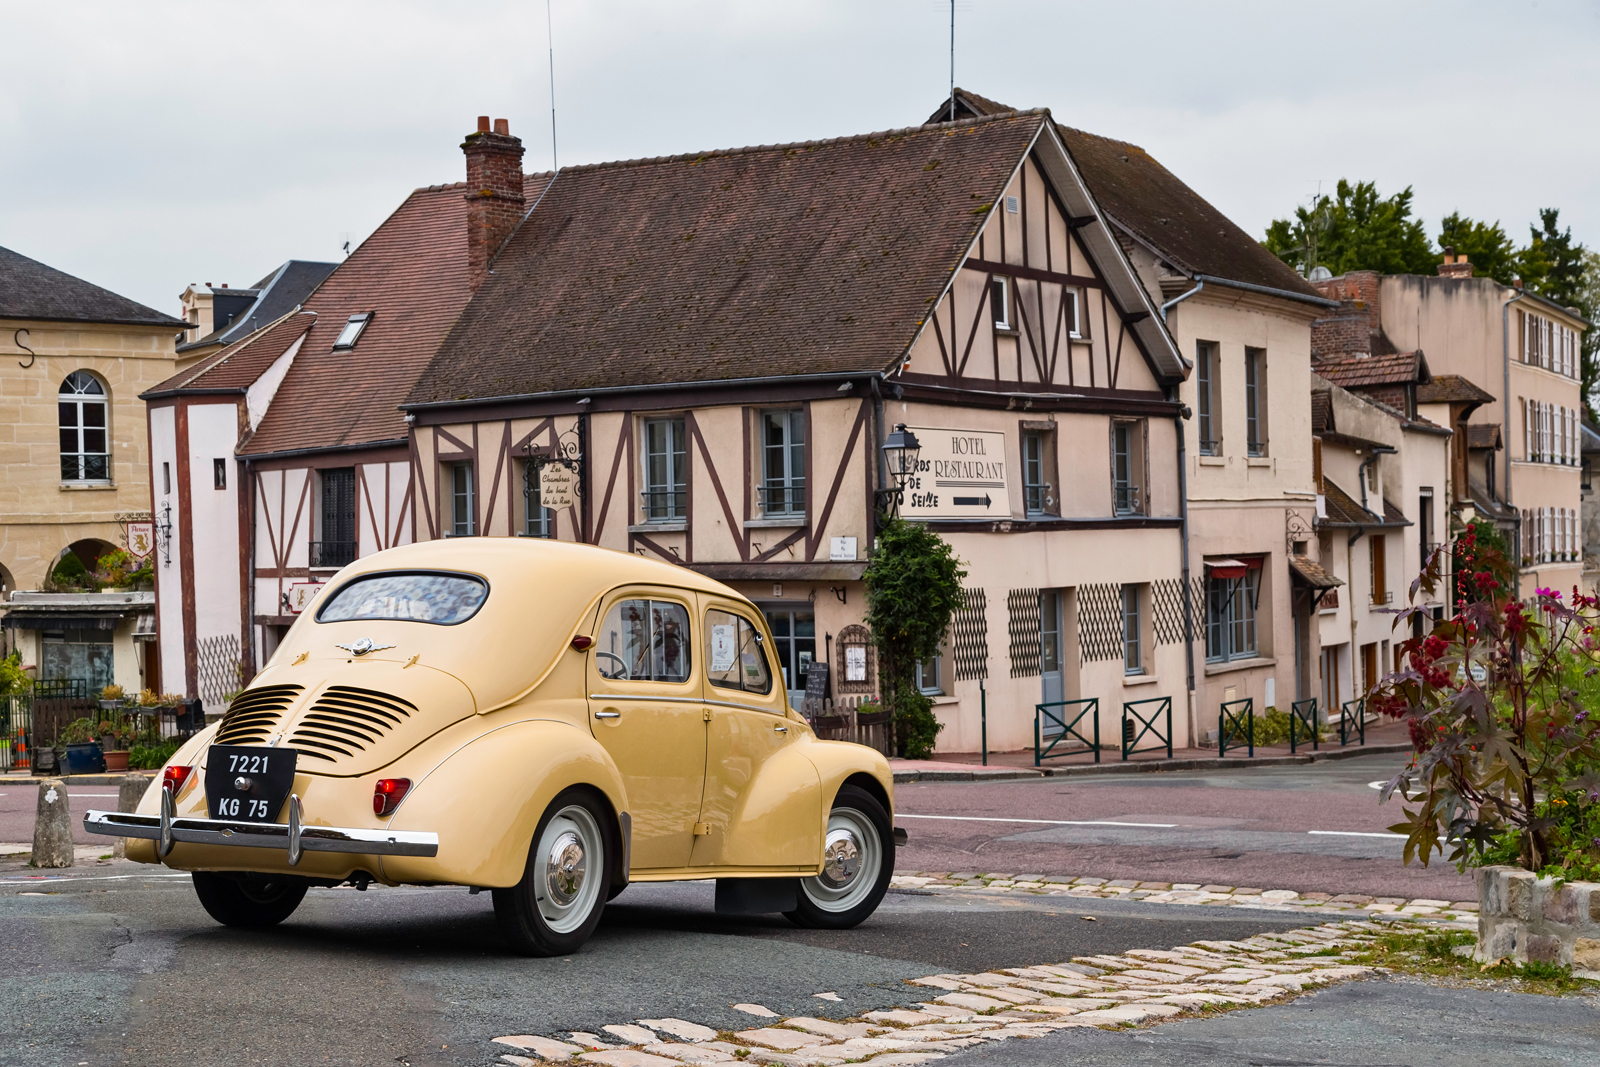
[1436,212,1517,285]
[863,517,966,759]
[1263,180,1436,277]
[1516,210,1597,417]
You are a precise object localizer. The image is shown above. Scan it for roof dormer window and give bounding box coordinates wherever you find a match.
[333,312,373,350]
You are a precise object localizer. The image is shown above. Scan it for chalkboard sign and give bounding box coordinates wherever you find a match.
[804,661,830,704]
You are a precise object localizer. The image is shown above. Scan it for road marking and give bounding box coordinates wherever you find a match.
[66,792,121,797]
[1307,830,1404,839]
[2,871,192,884]
[896,814,1178,828]
[1368,781,1386,790]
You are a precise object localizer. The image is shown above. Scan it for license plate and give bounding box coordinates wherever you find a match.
[205,745,298,823]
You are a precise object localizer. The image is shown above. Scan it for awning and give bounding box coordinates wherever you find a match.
[1204,557,1264,579]
[0,613,120,631]
[1288,555,1344,590]
[132,613,157,640]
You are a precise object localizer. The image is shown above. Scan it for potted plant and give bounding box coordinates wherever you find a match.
[99,683,124,711]
[98,701,133,772]
[95,548,134,593]
[59,716,107,775]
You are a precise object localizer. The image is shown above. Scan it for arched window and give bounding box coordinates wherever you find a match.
[59,372,109,482]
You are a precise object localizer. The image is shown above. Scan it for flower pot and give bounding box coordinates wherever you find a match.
[103,749,129,772]
[99,700,121,710]
[62,742,106,775]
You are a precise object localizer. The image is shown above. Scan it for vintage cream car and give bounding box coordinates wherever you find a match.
[86,539,899,955]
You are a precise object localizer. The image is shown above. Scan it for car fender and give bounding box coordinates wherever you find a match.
[124,724,220,865]
[379,716,627,888]
[799,737,895,837]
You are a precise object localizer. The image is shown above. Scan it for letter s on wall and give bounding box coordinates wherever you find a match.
[15,329,34,368]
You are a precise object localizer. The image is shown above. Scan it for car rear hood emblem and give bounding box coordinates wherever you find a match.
[335,638,397,657]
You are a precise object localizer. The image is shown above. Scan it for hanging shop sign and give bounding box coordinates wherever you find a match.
[897,427,1010,520]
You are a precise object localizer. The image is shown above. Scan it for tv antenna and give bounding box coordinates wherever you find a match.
[547,0,559,171]
[948,0,955,121]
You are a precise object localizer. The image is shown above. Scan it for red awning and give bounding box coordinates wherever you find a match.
[1204,557,1264,579]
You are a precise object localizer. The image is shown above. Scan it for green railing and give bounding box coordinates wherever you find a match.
[1035,699,1100,766]
[1219,697,1254,758]
[1289,697,1320,753]
[1340,698,1366,746]
[1122,697,1172,761]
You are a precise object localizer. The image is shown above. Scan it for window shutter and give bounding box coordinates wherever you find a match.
[1525,398,1533,459]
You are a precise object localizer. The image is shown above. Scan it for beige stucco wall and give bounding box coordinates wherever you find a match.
[0,319,176,594]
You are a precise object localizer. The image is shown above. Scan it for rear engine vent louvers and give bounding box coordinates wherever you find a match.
[213,685,305,747]
[288,686,418,763]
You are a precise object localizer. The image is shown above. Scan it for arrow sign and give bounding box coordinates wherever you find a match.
[953,494,992,507]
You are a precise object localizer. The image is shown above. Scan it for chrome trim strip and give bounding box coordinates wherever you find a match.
[588,693,785,717]
[83,810,439,858]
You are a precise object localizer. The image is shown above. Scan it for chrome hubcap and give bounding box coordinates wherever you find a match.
[819,828,862,889]
[544,830,587,906]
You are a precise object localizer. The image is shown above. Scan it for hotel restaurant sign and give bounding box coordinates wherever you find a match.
[899,427,1009,520]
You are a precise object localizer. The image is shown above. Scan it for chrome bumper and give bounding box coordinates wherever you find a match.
[84,801,439,861]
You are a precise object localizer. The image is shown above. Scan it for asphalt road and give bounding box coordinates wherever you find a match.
[0,783,134,846]
[896,751,1476,900]
[1,867,1332,1067]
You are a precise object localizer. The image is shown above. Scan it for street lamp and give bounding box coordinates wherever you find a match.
[876,423,922,520]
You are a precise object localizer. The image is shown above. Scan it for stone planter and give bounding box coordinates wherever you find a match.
[1476,865,1600,976]
[103,749,129,772]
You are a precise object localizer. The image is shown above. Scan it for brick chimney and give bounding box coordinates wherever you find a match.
[1310,270,1384,359]
[1437,246,1474,280]
[462,115,525,292]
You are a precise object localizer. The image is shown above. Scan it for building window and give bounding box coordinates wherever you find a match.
[916,651,944,696]
[1022,426,1056,516]
[522,462,552,538]
[991,276,1011,330]
[1370,534,1389,606]
[1245,347,1267,457]
[314,467,356,568]
[333,313,372,350]
[760,410,805,517]
[1205,567,1258,663]
[213,458,227,490]
[1196,341,1219,455]
[58,371,109,482]
[642,418,687,520]
[1064,289,1081,338]
[162,462,171,495]
[1112,420,1144,516]
[449,461,475,537]
[1122,584,1144,675]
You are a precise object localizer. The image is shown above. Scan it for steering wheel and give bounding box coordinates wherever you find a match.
[594,651,630,680]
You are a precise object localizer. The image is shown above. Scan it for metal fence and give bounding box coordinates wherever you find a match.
[1219,697,1254,758]
[1122,697,1173,761]
[1035,699,1099,766]
[1289,697,1320,753]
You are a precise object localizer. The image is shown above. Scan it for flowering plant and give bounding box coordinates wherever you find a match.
[1371,523,1600,875]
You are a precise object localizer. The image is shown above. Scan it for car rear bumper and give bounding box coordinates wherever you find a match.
[84,807,439,859]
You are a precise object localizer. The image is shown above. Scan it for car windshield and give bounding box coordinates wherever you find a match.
[316,572,488,626]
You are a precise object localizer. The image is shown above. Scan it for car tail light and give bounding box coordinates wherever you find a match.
[374,778,411,816]
[162,765,193,795]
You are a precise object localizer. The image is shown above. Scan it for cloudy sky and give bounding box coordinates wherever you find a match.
[3,0,1596,314]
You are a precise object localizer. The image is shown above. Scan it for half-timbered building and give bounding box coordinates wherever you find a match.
[402,110,1194,753]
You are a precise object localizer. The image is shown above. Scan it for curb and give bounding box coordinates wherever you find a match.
[895,742,1413,782]
[0,772,157,786]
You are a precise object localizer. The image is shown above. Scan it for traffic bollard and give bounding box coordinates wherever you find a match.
[31,778,74,868]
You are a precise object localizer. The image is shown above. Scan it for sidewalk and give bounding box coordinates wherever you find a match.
[891,719,1414,782]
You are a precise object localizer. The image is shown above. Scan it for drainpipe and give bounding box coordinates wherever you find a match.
[1502,290,1528,573]
[1357,447,1395,515]
[1160,281,1204,323]
[1173,394,1196,746]
[869,375,888,535]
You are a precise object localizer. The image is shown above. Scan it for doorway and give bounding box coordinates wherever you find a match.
[1040,590,1064,707]
[764,608,815,709]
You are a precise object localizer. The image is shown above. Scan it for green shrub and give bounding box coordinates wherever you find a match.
[893,684,941,760]
[129,739,181,770]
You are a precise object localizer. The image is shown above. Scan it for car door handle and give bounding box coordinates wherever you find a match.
[594,711,621,719]
[773,724,788,733]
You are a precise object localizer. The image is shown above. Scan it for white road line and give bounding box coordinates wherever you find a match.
[65,792,120,797]
[896,814,1178,828]
[1307,830,1405,839]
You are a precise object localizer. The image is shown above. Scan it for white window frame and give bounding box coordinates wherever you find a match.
[1122,584,1144,676]
[759,409,806,518]
[990,276,1011,331]
[449,461,475,537]
[58,371,110,483]
[1196,341,1219,456]
[333,313,373,350]
[642,417,687,521]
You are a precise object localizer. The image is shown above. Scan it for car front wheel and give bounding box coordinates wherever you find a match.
[785,784,894,929]
[192,871,308,928]
[493,788,611,956]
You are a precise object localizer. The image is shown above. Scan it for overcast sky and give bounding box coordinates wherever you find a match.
[3,0,1597,315]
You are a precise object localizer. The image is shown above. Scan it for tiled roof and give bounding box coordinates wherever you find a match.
[1466,423,1502,449]
[176,260,337,353]
[1317,430,1391,454]
[1382,497,1411,526]
[1320,479,1409,529]
[1417,373,1494,406]
[409,113,1053,406]
[0,245,187,328]
[1311,351,1428,388]
[925,89,1323,300]
[237,175,542,456]
[1288,555,1342,589]
[143,312,315,397]
[1469,484,1517,521]
[1311,390,1333,434]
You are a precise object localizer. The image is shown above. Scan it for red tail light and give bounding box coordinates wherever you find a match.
[374,778,411,816]
[163,765,193,795]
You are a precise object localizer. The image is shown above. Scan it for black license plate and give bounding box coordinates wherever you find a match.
[205,745,298,823]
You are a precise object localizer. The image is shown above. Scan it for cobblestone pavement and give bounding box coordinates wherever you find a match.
[489,919,1417,1066]
[890,872,1481,925]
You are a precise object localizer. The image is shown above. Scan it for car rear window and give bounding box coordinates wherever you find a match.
[316,572,488,626]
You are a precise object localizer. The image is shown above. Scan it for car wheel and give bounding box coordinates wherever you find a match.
[493,788,611,956]
[785,784,894,930]
[191,871,308,928]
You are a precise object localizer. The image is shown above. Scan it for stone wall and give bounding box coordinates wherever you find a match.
[1476,865,1600,976]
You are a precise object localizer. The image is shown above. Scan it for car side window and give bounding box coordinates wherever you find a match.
[596,598,691,682]
[705,609,773,696]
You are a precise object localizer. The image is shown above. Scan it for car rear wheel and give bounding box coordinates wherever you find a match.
[192,871,308,928]
[493,788,611,956]
[785,784,894,929]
